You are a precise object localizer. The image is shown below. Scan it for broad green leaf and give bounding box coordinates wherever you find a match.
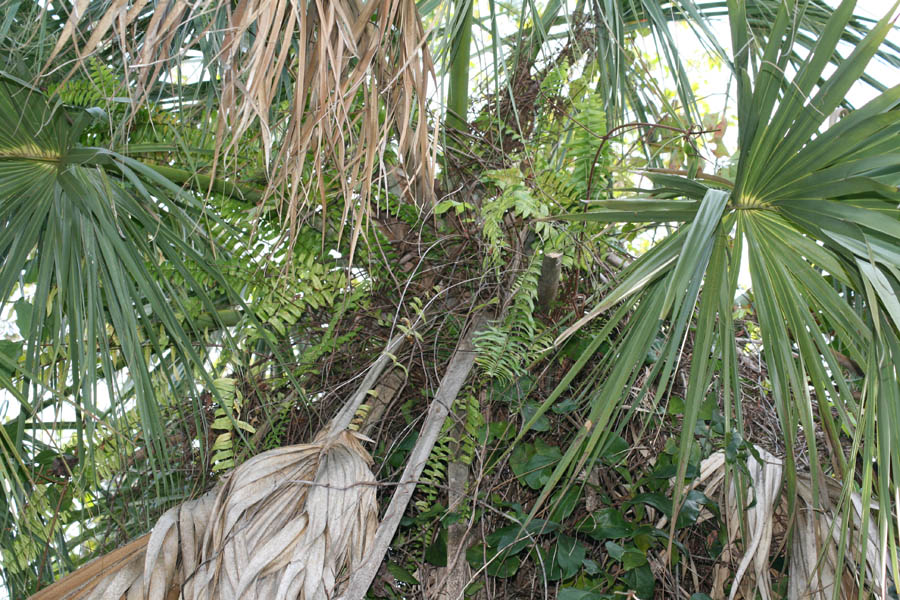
[521,401,551,432]
[466,544,521,578]
[386,562,420,585]
[558,588,606,600]
[576,508,633,540]
[553,534,585,579]
[425,528,448,566]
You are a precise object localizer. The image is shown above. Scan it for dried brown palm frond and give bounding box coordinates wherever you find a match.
[45,0,436,261]
[30,430,378,600]
[787,477,886,600]
[29,534,150,600]
[681,447,894,600]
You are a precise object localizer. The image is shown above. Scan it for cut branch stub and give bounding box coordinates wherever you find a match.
[537,251,563,313]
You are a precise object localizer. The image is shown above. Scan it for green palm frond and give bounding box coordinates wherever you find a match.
[541,1,900,593]
[0,77,247,592]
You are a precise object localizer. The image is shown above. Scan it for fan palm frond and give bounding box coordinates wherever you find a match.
[29,430,378,600]
[531,2,900,594]
[0,75,247,591]
[0,77,235,454]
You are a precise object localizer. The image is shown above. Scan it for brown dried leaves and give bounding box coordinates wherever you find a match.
[47,0,436,261]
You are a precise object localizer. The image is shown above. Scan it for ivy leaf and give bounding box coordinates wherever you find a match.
[486,420,515,442]
[387,432,417,468]
[605,541,625,560]
[387,562,420,585]
[554,534,585,579]
[697,391,718,421]
[485,519,559,556]
[598,434,629,464]
[487,554,521,578]
[551,396,579,414]
[629,492,670,515]
[648,461,699,480]
[0,340,23,377]
[549,486,581,522]
[576,508,633,540]
[466,544,521,578]
[629,490,715,528]
[14,299,33,337]
[558,588,606,600]
[676,490,716,528]
[622,548,648,570]
[667,396,685,415]
[561,334,608,361]
[624,563,655,599]
[510,440,561,489]
[425,527,447,566]
[522,401,551,432]
[494,376,535,403]
[581,558,601,575]
[531,545,560,580]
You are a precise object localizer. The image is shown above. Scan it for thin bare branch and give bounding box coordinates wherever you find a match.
[337,322,480,600]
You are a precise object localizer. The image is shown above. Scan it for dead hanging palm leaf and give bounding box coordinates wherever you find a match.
[680,447,894,600]
[45,0,436,262]
[30,430,378,600]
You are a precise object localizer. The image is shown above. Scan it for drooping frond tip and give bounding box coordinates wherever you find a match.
[46,0,436,257]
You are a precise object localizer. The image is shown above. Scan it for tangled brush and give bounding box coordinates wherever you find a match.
[32,430,378,600]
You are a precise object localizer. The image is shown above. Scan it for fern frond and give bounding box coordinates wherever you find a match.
[475,258,545,383]
[567,95,609,201]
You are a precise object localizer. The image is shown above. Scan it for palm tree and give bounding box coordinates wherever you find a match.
[1,0,898,597]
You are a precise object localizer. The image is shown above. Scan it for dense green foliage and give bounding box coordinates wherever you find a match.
[1,0,899,598]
